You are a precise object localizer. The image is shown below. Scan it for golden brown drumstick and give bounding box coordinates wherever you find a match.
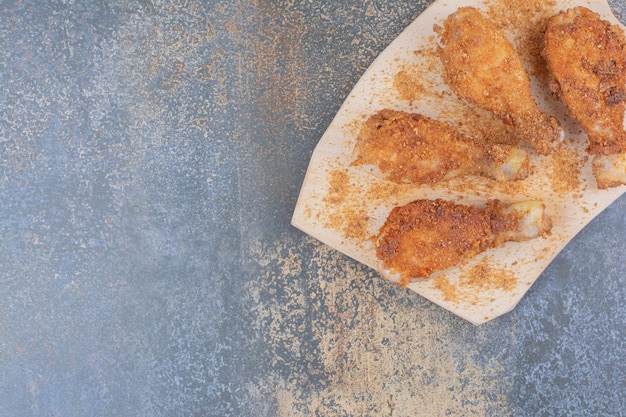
[352,109,529,184]
[543,7,626,188]
[376,199,552,285]
[438,7,561,155]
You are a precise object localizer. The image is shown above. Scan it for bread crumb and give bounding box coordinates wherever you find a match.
[433,276,459,302]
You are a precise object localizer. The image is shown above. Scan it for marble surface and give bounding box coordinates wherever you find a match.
[0,1,624,416]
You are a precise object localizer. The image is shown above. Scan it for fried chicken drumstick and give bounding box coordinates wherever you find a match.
[376,199,552,285]
[543,7,626,188]
[352,109,529,184]
[438,7,561,155]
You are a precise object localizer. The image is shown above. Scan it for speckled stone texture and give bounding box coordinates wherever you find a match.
[0,1,624,416]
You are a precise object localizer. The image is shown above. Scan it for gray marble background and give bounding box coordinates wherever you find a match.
[0,1,624,416]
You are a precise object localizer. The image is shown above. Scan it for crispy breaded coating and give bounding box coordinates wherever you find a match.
[376,199,552,284]
[352,109,529,184]
[438,7,561,155]
[543,7,626,156]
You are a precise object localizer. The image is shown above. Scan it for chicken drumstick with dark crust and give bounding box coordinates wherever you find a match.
[376,199,552,285]
[543,6,626,188]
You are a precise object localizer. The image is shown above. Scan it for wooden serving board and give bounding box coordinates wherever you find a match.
[292,0,626,325]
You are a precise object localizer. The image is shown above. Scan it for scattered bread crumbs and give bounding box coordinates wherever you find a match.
[364,180,408,203]
[321,169,371,242]
[323,168,350,206]
[392,47,444,103]
[247,238,512,415]
[433,260,518,305]
[342,117,368,140]
[393,69,430,103]
[342,213,370,240]
[461,261,518,292]
[321,166,419,243]
[545,144,586,193]
[433,276,458,303]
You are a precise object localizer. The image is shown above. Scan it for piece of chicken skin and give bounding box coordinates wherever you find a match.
[438,7,561,155]
[352,109,529,184]
[543,7,626,188]
[376,199,552,285]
